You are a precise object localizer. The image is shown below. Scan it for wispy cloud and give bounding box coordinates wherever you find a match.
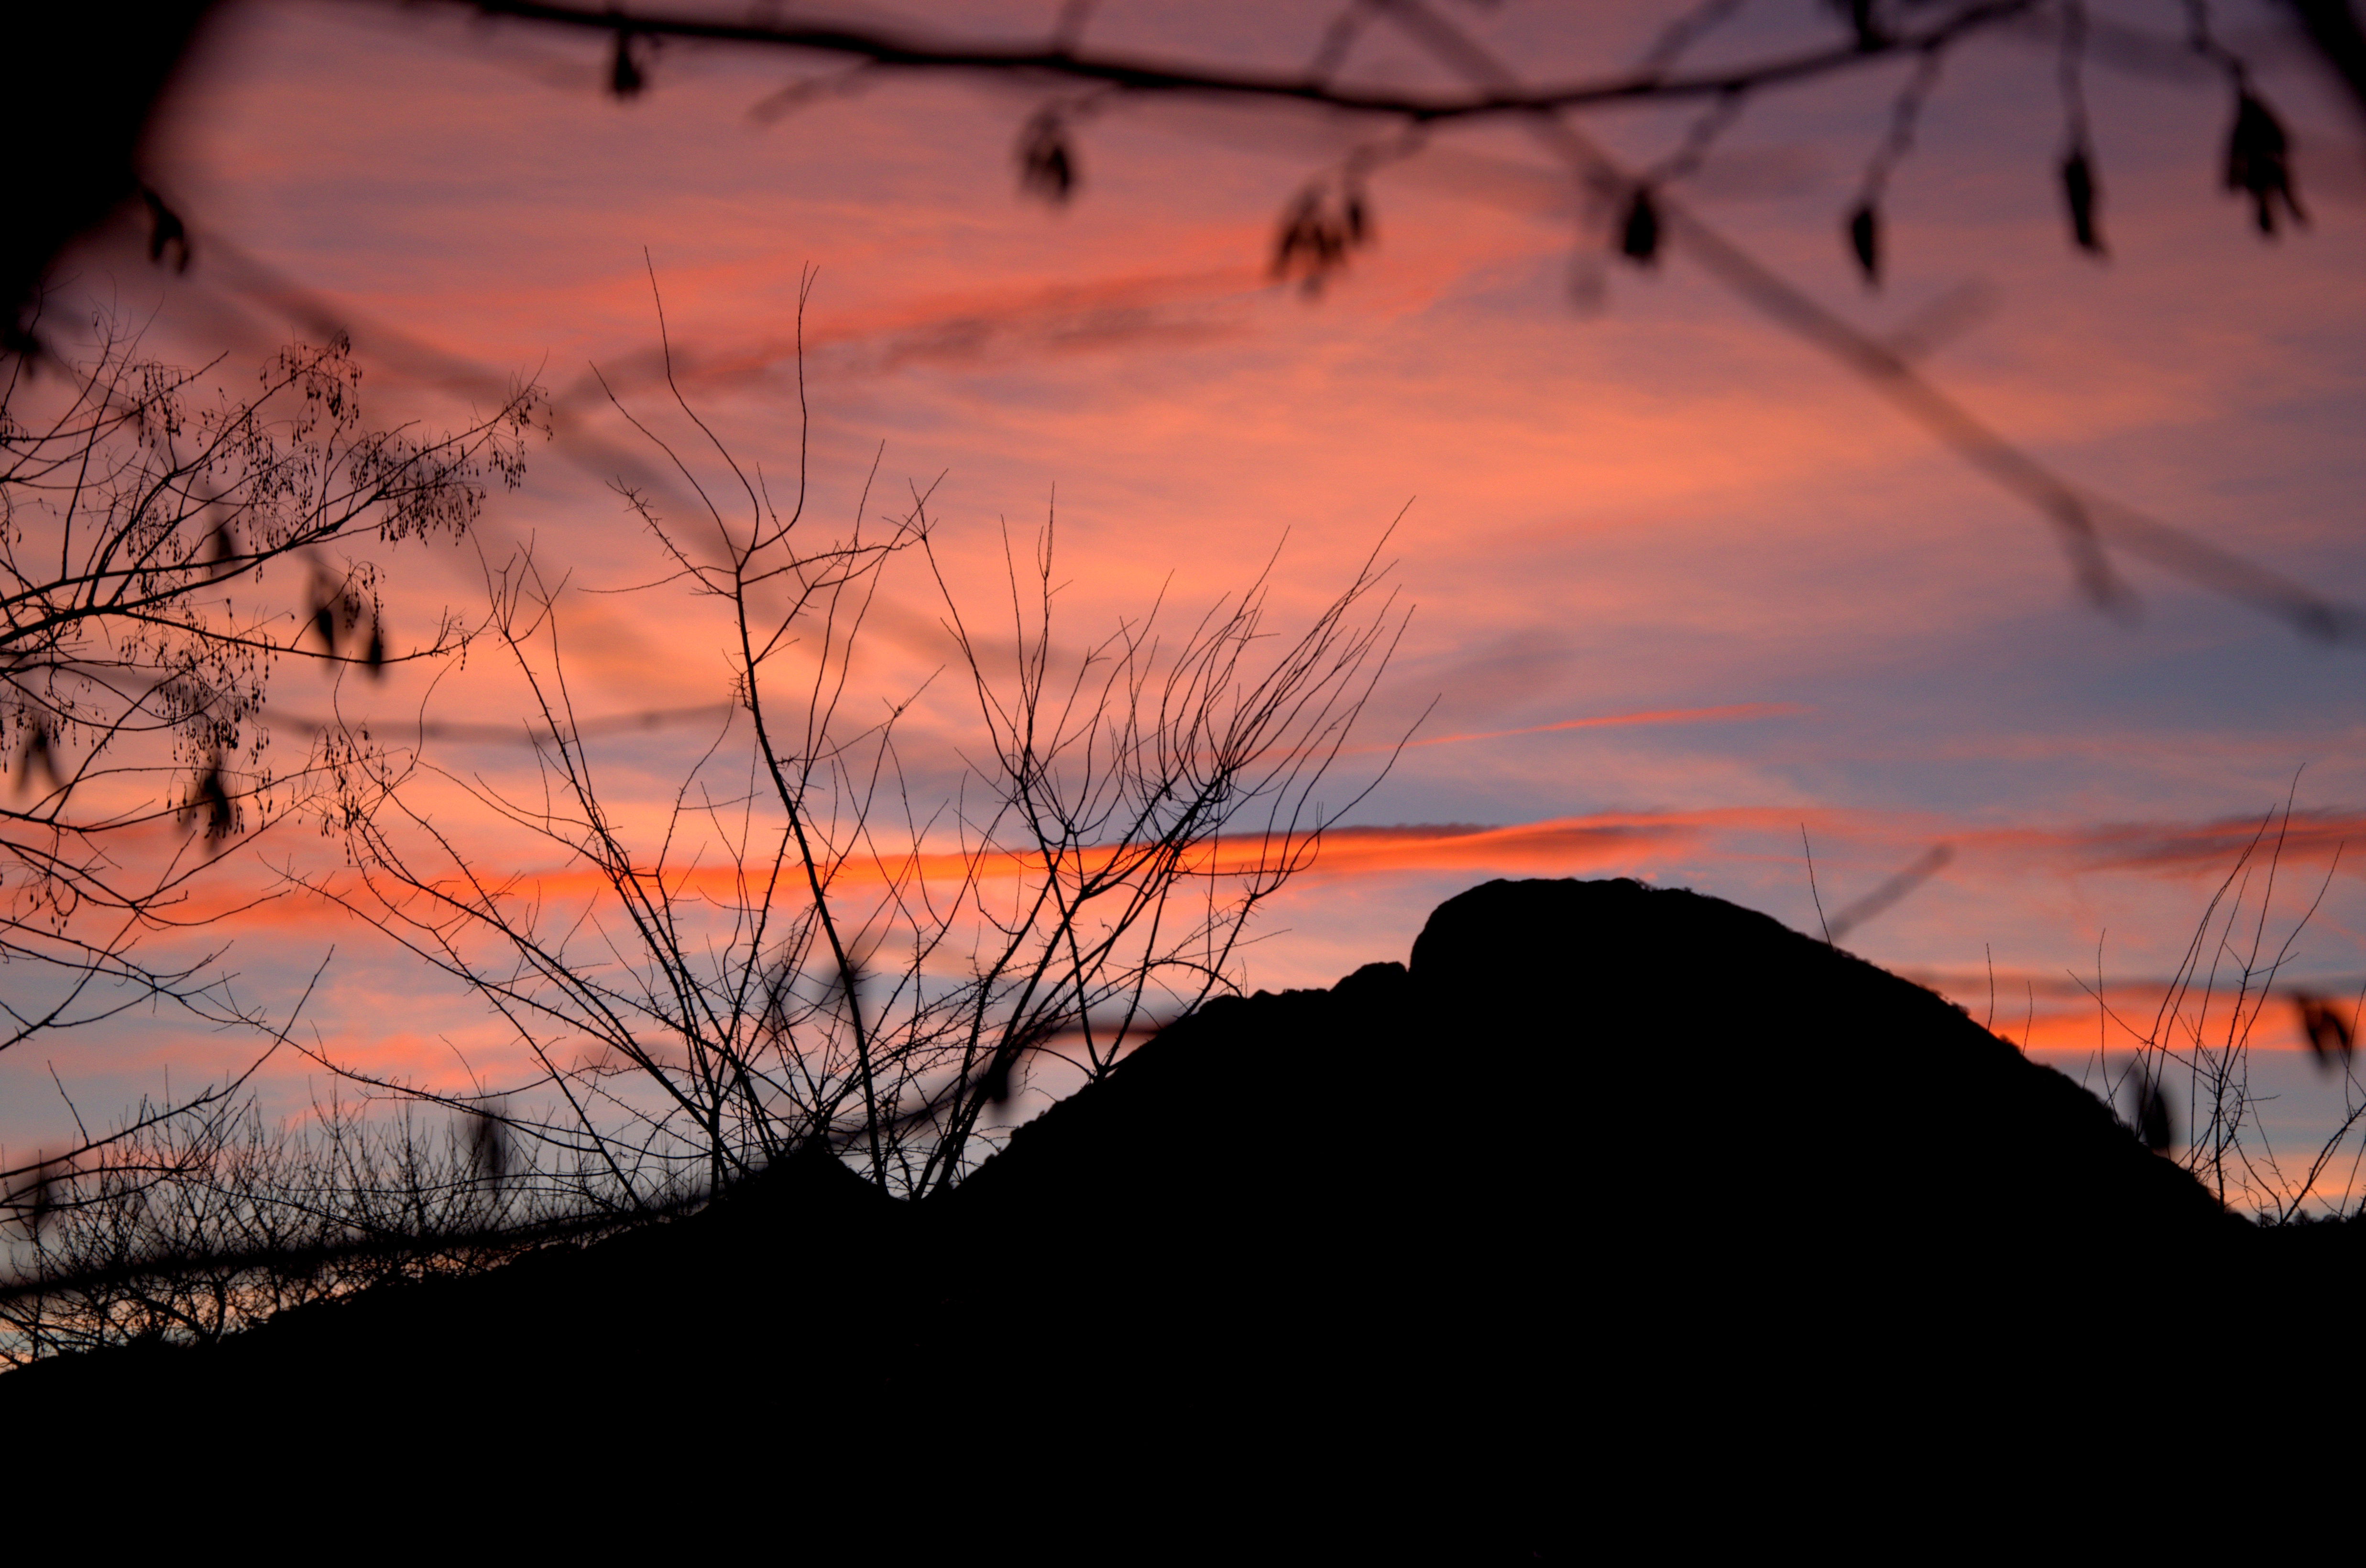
[1960,810,2366,877]
[1390,702,1804,752]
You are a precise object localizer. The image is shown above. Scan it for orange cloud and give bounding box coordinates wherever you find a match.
[1283,817,1697,876]
[1905,966,2366,1055]
[355,813,1694,914]
[45,797,2366,953]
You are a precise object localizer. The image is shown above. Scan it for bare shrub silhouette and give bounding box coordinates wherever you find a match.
[0,1090,636,1366]
[0,313,543,1231]
[2083,797,2366,1220]
[0,277,1398,1358]
[295,278,1407,1205]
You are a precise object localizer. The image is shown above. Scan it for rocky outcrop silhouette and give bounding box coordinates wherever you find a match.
[1414,876,2232,1245]
[1,878,2333,1548]
[949,877,2237,1365]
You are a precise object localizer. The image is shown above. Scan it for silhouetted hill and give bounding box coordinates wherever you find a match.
[5,878,2350,1548]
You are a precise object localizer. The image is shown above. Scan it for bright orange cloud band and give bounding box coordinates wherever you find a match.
[63,802,2366,934]
[431,815,1697,910]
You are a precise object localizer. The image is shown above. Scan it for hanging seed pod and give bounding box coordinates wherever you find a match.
[980,1045,1019,1107]
[1017,112,1077,204]
[2061,146,2105,255]
[2294,992,2355,1068]
[2224,91,2305,235]
[141,188,190,273]
[2131,1072,2173,1153]
[1832,0,1884,51]
[2119,1067,2173,1154]
[184,753,234,841]
[1267,182,1373,296]
[1618,187,1661,267]
[467,1104,515,1189]
[1846,201,1880,285]
[21,1155,56,1241]
[15,724,59,797]
[609,31,645,99]
[1271,191,1318,279]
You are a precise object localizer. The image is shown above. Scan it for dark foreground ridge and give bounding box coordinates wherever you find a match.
[7,879,2356,1546]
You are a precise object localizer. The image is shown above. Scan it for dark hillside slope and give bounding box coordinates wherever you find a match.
[927,878,2258,1539]
[0,877,2309,1546]
[941,882,2248,1488]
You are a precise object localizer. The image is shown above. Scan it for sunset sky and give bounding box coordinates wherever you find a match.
[16,0,2366,1209]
